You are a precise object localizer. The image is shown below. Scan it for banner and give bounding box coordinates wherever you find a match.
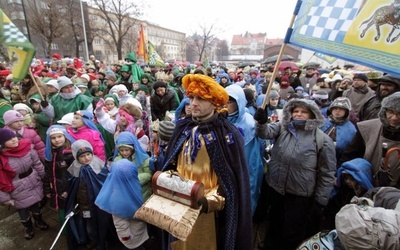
[0,9,35,82]
[137,24,148,63]
[147,41,165,67]
[314,52,337,64]
[289,0,400,76]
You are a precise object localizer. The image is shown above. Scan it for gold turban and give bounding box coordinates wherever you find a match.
[182,74,228,108]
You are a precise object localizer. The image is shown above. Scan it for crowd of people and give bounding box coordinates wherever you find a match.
[0,51,399,250]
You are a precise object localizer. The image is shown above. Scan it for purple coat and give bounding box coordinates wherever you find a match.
[0,147,45,209]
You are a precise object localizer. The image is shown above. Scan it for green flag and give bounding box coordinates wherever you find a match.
[0,9,35,82]
[147,41,165,67]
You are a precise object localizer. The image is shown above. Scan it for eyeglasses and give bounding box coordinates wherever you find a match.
[386,109,400,118]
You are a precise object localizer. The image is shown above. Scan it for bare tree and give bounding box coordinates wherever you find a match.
[64,0,86,58]
[89,0,142,60]
[190,23,219,62]
[25,0,66,58]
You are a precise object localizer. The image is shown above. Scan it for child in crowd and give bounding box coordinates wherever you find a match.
[43,125,75,225]
[13,103,34,128]
[3,110,45,161]
[0,128,48,240]
[103,94,119,120]
[113,131,152,202]
[67,110,106,161]
[66,139,112,249]
[28,93,53,142]
[95,159,149,249]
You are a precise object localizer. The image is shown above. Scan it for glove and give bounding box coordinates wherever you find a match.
[96,98,105,111]
[254,107,268,124]
[198,189,225,214]
[40,100,49,108]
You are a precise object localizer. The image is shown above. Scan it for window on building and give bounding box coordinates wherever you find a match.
[22,26,27,34]
[7,0,22,4]
[94,39,101,45]
[51,43,59,50]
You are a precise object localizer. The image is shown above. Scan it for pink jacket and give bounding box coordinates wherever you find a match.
[5,125,45,161]
[0,147,45,209]
[67,126,106,161]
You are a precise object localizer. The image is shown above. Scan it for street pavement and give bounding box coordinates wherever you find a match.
[0,205,67,250]
[0,204,267,250]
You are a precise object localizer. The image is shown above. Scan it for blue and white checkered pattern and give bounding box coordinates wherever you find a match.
[299,0,363,43]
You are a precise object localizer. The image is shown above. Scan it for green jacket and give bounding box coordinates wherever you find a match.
[50,93,93,122]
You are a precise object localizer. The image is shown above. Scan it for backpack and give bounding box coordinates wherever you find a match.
[335,197,400,250]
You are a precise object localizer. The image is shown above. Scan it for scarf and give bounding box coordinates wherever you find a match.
[353,85,369,94]
[0,139,31,192]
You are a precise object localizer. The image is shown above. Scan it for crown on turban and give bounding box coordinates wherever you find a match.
[182,74,228,108]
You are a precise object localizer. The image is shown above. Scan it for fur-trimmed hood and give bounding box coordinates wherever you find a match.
[120,102,142,119]
[281,98,325,130]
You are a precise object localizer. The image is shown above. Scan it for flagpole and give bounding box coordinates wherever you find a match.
[261,0,302,109]
[80,0,89,61]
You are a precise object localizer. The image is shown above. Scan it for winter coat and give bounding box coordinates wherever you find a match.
[44,146,74,209]
[255,98,336,206]
[0,147,45,209]
[150,89,179,121]
[50,90,93,122]
[67,126,106,162]
[4,125,45,161]
[226,84,264,215]
[321,118,357,161]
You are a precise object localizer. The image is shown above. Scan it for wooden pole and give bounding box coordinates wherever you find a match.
[261,0,302,109]
[28,70,45,101]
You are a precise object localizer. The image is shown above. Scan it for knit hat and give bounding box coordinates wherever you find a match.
[46,79,59,90]
[353,73,368,83]
[0,128,16,147]
[47,126,66,136]
[313,90,329,100]
[182,74,228,108]
[329,97,351,111]
[3,110,25,126]
[379,92,400,128]
[13,103,33,114]
[268,89,280,99]
[57,76,73,90]
[158,120,175,142]
[80,74,90,82]
[57,112,74,125]
[280,76,290,83]
[153,81,167,91]
[316,78,325,83]
[76,146,93,158]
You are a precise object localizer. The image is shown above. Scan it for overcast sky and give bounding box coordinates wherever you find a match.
[142,0,297,42]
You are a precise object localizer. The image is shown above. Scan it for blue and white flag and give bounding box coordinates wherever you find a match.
[289,0,400,76]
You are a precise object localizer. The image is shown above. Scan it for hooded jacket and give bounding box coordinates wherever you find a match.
[255,98,336,206]
[226,84,264,215]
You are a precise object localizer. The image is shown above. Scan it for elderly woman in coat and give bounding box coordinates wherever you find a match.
[0,128,48,240]
[254,98,336,250]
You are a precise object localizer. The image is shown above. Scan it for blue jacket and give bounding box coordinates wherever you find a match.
[226,84,264,216]
[321,118,356,160]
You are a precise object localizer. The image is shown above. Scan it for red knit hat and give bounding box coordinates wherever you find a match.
[281,76,290,83]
